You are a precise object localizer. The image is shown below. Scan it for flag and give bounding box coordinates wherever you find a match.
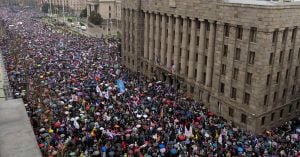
[96,85,101,93]
[95,74,100,81]
[104,91,109,99]
[117,79,125,93]
[74,120,80,129]
[171,64,176,73]
[71,94,78,102]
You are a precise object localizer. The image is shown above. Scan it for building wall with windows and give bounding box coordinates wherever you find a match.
[121,0,300,133]
[87,0,121,22]
[49,0,86,13]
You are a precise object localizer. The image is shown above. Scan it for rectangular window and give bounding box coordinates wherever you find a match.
[233,68,239,80]
[289,104,292,113]
[206,22,210,31]
[295,66,299,78]
[241,114,247,124]
[244,92,250,105]
[261,117,265,125]
[292,85,296,95]
[250,27,257,42]
[246,72,252,85]
[280,109,284,118]
[273,92,277,102]
[264,95,268,106]
[229,107,234,117]
[276,72,281,84]
[269,53,274,65]
[282,28,288,43]
[272,30,278,43]
[224,23,229,37]
[223,45,228,57]
[292,28,297,42]
[204,56,207,65]
[285,69,289,81]
[266,74,271,86]
[271,112,275,121]
[190,86,194,93]
[288,49,293,62]
[231,87,237,99]
[279,51,284,64]
[248,51,255,64]
[221,64,226,75]
[203,72,206,84]
[297,102,299,110]
[237,25,243,39]
[235,48,241,60]
[220,83,225,93]
[282,88,286,99]
[205,38,209,49]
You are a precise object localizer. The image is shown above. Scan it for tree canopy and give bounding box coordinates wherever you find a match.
[88,11,103,25]
[80,8,87,18]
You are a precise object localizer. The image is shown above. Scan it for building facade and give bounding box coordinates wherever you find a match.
[49,0,87,14]
[87,0,121,22]
[121,0,300,133]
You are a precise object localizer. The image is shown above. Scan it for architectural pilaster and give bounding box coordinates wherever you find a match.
[196,20,206,83]
[205,20,216,87]
[160,14,167,66]
[174,15,181,73]
[180,17,188,75]
[154,14,160,65]
[188,18,197,79]
[143,12,149,59]
[148,12,154,64]
[166,15,173,69]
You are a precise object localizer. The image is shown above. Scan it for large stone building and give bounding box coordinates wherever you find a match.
[49,0,87,13]
[87,0,121,22]
[121,0,300,132]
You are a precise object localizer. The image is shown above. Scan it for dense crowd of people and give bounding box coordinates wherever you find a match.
[0,7,299,157]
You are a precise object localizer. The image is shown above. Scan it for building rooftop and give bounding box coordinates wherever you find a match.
[224,0,300,5]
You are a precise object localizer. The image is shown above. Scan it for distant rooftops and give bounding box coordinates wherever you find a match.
[224,0,300,5]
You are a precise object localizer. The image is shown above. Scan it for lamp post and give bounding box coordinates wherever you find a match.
[62,0,66,23]
[49,0,53,18]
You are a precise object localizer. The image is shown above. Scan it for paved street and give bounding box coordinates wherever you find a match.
[54,15,120,38]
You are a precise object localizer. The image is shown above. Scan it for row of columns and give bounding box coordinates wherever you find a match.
[143,12,216,87]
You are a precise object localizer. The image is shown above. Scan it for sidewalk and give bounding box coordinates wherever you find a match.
[0,52,8,101]
[0,99,42,157]
[53,15,120,38]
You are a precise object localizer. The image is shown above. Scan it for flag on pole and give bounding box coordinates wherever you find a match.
[104,91,109,99]
[171,64,176,73]
[116,79,125,93]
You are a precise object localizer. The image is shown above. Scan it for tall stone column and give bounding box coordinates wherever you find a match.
[154,14,160,65]
[205,21,216,87]
[173,16,181,73]
[180,17,188,75]
[166,15,173,69]
[121,9,126,64]
[91,4,95,12]
[144,12,149,59]
[148,12,154,73]
[188,18,197,79]
[160,14,167,66]
[196,20,206,83]
[87,4,90,17]
[124,9,129,66]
